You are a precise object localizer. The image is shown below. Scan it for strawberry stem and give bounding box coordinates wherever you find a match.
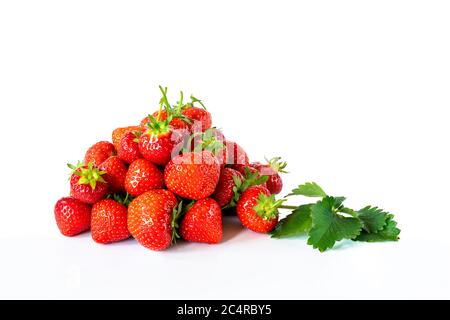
[279,205,298,210]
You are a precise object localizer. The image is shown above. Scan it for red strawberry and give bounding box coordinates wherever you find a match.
[84,141,116,167]
[54,197,91,236]
[225,141,249,167]
[164,150,221,200]
[127,189,179,251]
[118,130,143,164]
[68,162,109,204]
[139,115,188,166]
[112,126,141,148]
[236,185,280,233]
[182,106,211,132]
[212,168,244,207]
[250,157,287,195]
[180,198,222,244]
[124,159,164,197]
[99,156,127,192]
[91,198,130,244]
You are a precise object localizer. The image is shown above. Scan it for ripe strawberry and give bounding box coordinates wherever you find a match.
[91,198,130,244]
[250,157,287,195]
[124,159,164,197]
[180,198,222,244]
[164,150,221,200]
[99,156,127,192]
[212,168,244,207]
[118,130,143,164]
[182,106,211,132]
[112,126,141,148]
[225,141,249,167]
[127,189,179,251]
[68,162,109,204]
[139,114,188,166]
[84,141,116,167]
[54,197,91,236]
[236,185,280,233]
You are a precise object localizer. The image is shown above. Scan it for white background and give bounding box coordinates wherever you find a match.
[0,0,449,299]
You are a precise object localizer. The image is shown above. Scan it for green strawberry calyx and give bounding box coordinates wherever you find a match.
[184,128,225,155]
[106,192,134,207]
[158,85,192,125]
[171,201,187,244]
[254,193,285,221]
[67,161,107,190]
[266,156,288,174]
[132,130,143,143]
[144,113,172,136]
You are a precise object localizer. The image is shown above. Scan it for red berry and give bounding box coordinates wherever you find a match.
[139,130,187,166]
[84,141,115,167]
[182,107,212,132]
[98,156,127,192]
[127,189,178,251]
[112,126,141,148]
[250,157,287,195]
[118,130,143,164]
[225,141,249,167]
[91,199,130,244]
[180,198,222,244]
[139,113,188,166]
[237,186,279,233]
[69,163,109,204]
[54,197,91,236]
[124,159,164,197]
[212,168,244,207]
[164,151,221,200]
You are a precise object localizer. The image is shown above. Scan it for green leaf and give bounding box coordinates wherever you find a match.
[354,216,400,242]
[288,182,327,198]
[271,204,313,238]
[357,206,389,233]
[307,197,363,252]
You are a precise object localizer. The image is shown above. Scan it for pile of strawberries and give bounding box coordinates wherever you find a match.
[54,87,286,251]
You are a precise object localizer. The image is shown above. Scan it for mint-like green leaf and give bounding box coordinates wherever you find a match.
[307,197,363,252]
[288,182,327,198]
[271,204,313,238]
[354,216,400,242]
[357,206,389,233]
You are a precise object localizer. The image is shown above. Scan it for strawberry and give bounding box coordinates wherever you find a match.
[124,159,164,197]
[118,130,143,164]
[68,162,109,204]
[112,126,141,148]
[182,106,211,132]
[250,157,287,195]
[54,197,91,236]
[98,156,127,192]
[225,141,249,167]
[180,198,222,244]
[212,168,244,207]
[91,198,130,244]
[164,150,221,200]
[236,185,281,233]
[139,114,188,166]
[84,141,116,167]
[127,189,179,251]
